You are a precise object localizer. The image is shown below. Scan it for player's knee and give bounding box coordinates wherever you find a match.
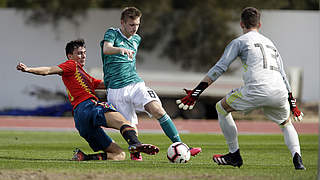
[216,101,228,117]
[145,101,165,118]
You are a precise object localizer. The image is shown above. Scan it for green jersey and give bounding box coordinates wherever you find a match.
[100,28,143,89]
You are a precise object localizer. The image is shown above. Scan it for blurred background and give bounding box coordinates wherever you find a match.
[0,0,319,119]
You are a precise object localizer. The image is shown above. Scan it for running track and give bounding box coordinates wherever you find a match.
[0,116,317,134]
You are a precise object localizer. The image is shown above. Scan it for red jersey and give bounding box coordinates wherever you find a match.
[58,60,102,109]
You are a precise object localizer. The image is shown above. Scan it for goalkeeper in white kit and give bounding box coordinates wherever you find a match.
[176,7,305,170]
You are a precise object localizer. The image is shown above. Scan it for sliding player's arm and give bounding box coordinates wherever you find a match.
[16,62,63,76]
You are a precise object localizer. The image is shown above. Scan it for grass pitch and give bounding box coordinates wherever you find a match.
[0,131,317,180]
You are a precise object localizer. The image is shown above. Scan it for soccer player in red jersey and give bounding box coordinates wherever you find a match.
[16,39,159,161]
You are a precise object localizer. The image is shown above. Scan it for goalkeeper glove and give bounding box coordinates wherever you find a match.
[176,82,208,110]
[288,93,304,122]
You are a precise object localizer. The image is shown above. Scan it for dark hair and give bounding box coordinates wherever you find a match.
[65,39,86,57]
[241,7,260,29]
[121,7,142,22]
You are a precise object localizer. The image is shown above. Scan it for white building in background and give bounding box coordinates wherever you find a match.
[0,9,319,110]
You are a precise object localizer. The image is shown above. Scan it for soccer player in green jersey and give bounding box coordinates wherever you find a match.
[100,7,201,161]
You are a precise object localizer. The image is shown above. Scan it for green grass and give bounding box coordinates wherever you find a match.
[0,131,317,180]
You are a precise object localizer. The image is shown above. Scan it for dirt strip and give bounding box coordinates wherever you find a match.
[0,116,317,134]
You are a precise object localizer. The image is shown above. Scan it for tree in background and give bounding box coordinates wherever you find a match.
[2,0,318,72]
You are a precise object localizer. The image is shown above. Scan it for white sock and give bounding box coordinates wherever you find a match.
[280,121,301,157]
[216,101,239,153]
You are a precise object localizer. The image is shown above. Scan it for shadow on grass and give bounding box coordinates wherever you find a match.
[0,156,69,162]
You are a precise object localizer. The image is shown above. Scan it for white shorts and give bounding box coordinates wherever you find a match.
[107,82,161,125]
[225,85,290,125]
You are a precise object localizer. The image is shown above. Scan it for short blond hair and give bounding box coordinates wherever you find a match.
[121,7,142,22]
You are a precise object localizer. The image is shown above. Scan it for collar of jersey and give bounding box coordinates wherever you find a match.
[116,28,133,40]
[69,59,84,68]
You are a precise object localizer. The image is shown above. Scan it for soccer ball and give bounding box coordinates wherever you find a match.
[167,142,191,163]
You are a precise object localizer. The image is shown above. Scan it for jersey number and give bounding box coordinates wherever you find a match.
[254,43,279,71]
[147,90,156,98]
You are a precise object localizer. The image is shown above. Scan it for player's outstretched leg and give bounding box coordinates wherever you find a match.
[145,101,181,142]
[213,149,243,168]
[157,113,181,143]
[158,113,202,157]
[158,113,202,156]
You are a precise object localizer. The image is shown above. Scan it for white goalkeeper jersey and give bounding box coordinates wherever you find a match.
[207,30,291,92]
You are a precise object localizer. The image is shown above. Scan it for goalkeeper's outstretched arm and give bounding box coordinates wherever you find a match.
[176,75,213,110]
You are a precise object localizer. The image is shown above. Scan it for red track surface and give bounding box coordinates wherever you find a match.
[0,116,317,134]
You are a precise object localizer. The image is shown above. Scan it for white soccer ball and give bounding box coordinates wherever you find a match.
[167,142,191,163]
